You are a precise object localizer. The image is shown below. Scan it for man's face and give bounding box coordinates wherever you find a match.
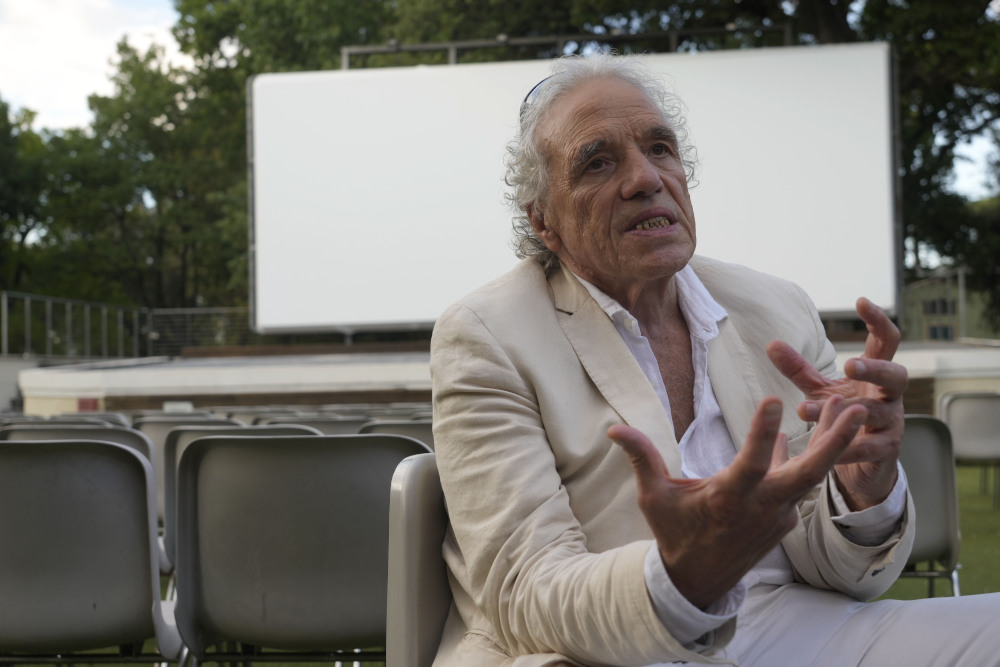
[531,77,696,302]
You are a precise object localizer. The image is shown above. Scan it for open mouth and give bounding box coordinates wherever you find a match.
[633,216,672,231]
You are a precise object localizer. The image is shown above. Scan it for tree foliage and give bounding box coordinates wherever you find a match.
[0,0,997,324]
[0,99,47,291]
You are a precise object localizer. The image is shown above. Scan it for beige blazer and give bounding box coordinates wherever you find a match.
[429,256,914,667]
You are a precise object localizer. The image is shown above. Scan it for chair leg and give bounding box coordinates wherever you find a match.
[951,569,961,597]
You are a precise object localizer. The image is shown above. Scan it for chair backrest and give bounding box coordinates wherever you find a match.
[174,433,432,657]
[899,415,961,570]
[0,439,173,656]
[0,424,155,462]
[225,407,301,425]
[161,424,323,569]
[386,453,451,667]
[59,411,131,427]
[0,415,43,425]
[360,419,435,450]
[938,391,1000,462]
[133,415,242,523]
[262,415,370,434]
[46,415,116,426]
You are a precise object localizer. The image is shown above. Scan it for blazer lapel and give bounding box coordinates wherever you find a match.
[549,265,683,475]
[707,315,766,453]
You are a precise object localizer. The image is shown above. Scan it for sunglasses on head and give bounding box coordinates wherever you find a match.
[519,75,556,119]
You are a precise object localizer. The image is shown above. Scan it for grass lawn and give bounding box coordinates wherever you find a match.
[882,464,1000,599]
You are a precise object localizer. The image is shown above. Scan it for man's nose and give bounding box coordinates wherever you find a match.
[620,151,662,199]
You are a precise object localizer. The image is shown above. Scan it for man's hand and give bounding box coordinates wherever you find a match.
[608,395,866,610]
[766,297,908,510]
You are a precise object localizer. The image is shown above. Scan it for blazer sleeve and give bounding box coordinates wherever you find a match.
[431,301,736,666]
[776,283,916,601]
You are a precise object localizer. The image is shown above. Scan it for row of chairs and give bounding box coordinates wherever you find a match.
[0,405,977,664]
[0,413,434,578]
[0,431,436,666]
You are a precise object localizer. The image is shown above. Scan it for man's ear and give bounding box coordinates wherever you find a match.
[527,202,562,253]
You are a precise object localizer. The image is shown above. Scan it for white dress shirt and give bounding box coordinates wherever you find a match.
[574,266,907,648]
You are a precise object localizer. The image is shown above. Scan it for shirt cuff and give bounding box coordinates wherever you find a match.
[829,462,908,546]
[643,542,745,647]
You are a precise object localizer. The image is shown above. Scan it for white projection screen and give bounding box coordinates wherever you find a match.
[249,42,898,333]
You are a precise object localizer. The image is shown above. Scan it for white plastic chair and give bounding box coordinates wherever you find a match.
[939,391,1000,508]
[173,433,431,665]
[361,419,435,449]
[160,423,323,585]
[386,452,451,667]
[133,414,242,526]
[260,415,371,434]
[0,423,172,574]
[0,439,182,662]
[898,415,962,596]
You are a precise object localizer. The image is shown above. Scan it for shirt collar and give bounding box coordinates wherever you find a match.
[572,264,728,341]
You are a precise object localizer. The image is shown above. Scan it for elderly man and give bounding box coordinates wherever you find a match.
[429,53,998,666]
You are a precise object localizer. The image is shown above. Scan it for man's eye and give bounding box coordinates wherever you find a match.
[586,158,607,170]
[650,143,672,156]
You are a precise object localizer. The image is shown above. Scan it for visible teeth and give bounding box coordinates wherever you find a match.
[635,216,670,231]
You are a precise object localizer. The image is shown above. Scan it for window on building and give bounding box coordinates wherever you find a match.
[922,298,956,316]
[928,325,954,340]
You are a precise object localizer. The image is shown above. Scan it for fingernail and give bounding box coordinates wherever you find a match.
[765,402,782,419]
[801,402,820,420]
[851,360,867,375]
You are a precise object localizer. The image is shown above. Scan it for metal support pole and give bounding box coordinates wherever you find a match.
[1,292,7,357]
[957,267,967,339]
[45,300,52,356]
[65,301,72,356]
[24,298,31,356]
[117,309,125,357]
[101,307,108,358]
[84,306,91,357]
[147,311,154,356]
[133,310,140,357]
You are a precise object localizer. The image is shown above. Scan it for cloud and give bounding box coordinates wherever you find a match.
[0,0,186,130]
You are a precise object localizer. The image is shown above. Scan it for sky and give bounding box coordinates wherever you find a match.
[0,0,185,129]
[0,0,995,200]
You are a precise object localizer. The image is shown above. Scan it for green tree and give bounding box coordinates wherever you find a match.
[37,41,248,308]
[0,98,47,291]
[857,1,1000,276]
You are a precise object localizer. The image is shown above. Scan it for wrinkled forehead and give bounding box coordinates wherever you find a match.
[536,77,672,161]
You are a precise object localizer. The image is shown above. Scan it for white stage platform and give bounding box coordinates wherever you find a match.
[16,341,1000,417]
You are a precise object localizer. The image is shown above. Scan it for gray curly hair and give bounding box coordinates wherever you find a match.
[504,52,698,272]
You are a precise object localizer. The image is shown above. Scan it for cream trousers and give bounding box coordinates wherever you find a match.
[657,583,1000,667]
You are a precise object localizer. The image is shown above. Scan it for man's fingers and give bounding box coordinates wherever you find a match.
[785,396,867,486]
[857,296,901,361]
[766,340,831,394]
[843,357,908,400]
[608,424,670,492]
[730,398,784,484]
[771,431,789,470]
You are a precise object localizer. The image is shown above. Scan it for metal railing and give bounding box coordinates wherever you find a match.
[0,291,351,360]
[1,291,150,360]
[341,25,794,69]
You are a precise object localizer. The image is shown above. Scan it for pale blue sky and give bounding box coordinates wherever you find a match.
[0,0,183,129]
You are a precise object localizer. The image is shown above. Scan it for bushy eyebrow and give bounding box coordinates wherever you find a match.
[569,125,679,175]
[570,139,606,175]
[647,125,679,149]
